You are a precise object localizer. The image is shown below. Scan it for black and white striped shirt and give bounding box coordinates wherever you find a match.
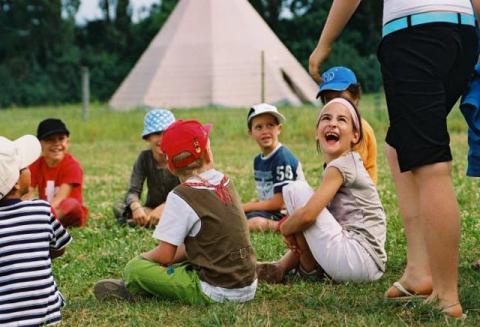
[0,199,71,327]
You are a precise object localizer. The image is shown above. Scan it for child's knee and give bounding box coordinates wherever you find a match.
[123,257,149,295]
[282,181,314,212]
[112,201,127,219]
[57,198,86,227]
[124,256,143,281]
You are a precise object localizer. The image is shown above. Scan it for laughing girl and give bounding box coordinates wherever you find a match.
[257,98,387,283]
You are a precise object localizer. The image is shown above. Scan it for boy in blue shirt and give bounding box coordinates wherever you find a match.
[243,103,305,232]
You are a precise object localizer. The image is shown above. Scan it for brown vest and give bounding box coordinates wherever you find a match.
[174,177,256,289]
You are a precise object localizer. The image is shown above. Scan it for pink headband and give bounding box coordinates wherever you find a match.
[317,98,360,131]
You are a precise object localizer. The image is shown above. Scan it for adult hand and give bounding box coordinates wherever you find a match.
[308,45,331,83]
[308,0,361,82]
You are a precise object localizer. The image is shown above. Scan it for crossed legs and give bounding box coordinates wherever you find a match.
[256,232,320,283]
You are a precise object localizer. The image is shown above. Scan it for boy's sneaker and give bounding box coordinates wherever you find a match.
[94,279,133,301]
[256,262,284,284]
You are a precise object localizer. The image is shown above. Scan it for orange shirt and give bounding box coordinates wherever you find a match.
[353,118,378,184]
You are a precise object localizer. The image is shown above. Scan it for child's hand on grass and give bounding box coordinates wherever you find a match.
[146,204,165,227]
[132,207,148,225]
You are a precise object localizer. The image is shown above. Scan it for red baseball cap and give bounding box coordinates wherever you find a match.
[161,120,212,169]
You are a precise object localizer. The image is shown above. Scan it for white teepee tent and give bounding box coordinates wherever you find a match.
[109,0,318,110]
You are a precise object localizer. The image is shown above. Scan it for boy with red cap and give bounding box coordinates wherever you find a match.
[94,120,257,304]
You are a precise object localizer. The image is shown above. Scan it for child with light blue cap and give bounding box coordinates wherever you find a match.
[141,109,176,139]
[317,66,378,184]
[113,108,180,227]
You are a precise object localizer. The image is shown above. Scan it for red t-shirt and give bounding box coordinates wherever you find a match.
[30,153,86,212]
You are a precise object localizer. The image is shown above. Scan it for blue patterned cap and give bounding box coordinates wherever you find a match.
[142,109,175,139]
[318,66,357,94]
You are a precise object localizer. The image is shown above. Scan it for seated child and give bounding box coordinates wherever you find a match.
[256,98,386,283]
[27,118,88,227]
[243,103,305,232]
[113,109,180,227]
[317,66,378,184]
[94,120,257,304]
[0,135,71,326]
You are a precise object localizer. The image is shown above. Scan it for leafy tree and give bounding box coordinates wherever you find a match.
[249,0,382,92]
[249,0,284,31]
[0,0,80,107]
[0,0,382,107]
[75,0,178,102]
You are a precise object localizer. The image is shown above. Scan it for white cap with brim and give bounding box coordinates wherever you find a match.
[247,103,286,126]
[0,135,41,200]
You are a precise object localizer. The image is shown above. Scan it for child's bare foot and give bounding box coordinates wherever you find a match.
[256,262,284,283]
[247,218,279,233]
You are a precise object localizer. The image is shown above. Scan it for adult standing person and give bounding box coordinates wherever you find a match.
[308,0,479,319]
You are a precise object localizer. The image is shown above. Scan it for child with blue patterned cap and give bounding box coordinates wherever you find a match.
[317,66,378,184]
[113,108,180,227]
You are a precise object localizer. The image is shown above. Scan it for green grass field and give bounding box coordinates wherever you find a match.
[1,95,480,326]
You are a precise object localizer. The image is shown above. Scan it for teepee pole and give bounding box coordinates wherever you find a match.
[261,50,265,103]
[81,66,90,121]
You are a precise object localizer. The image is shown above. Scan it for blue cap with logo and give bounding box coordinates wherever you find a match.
[141,109,175,139]
[318,66,358,94]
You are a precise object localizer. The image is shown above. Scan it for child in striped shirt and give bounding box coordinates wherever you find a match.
[0,135,71,326]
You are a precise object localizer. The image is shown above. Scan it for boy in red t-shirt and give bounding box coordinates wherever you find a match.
[26,118,88,227]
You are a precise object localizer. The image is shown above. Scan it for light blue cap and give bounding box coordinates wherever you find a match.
[141,109,175,139]
[318,66,358,94]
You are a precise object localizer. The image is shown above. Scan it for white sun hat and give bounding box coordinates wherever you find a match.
[0,135,41,200]
[247,103,286,126]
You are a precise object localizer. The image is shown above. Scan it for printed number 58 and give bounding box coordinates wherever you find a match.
[277,165,293,180]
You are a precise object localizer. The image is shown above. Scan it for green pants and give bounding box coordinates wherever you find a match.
[123,256,213,305]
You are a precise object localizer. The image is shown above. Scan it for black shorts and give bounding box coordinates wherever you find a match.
[377,23,477,172]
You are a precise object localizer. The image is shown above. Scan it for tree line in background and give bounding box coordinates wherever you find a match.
[0,0,382,108]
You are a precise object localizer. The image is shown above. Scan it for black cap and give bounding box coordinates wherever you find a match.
[37,118,70,140]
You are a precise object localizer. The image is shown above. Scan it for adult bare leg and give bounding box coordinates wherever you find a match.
[412,161,462,317]
[384,144,433,298]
